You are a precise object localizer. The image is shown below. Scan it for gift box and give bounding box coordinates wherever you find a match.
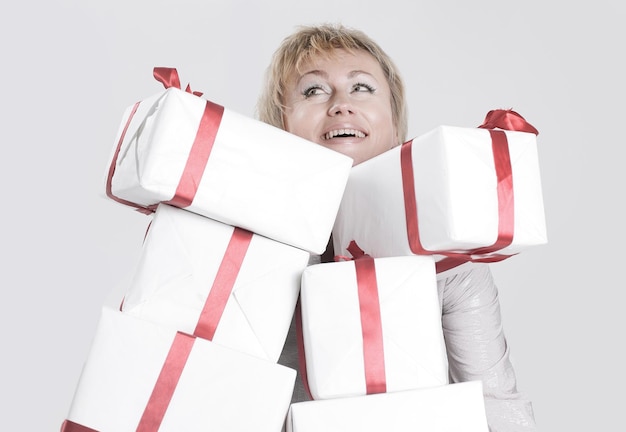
[106,68,353,254]
[62,307,296,432]
[121,204,310,362]
[332,123,547,267]
[285,381,489,432]
[299,253,448,400]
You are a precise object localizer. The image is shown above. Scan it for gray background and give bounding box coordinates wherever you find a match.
[2,0,624,430]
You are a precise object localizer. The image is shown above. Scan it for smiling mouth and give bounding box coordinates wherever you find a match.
[323,129,367,140]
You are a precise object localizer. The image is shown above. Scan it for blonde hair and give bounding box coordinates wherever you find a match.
[257,23,407,144]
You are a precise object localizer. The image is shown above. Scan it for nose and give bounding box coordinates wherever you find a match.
[328,92,354,116]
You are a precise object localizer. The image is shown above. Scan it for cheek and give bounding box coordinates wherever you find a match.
[282,108,298,134]
[367,108,394,137]
[284,106,317,137]
[375,105,397,143]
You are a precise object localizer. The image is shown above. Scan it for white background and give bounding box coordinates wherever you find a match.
[2,0,624,430]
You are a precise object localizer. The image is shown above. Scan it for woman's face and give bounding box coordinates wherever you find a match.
[282,49,397,166]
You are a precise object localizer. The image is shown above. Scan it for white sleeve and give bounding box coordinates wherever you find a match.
[439,264,538,431]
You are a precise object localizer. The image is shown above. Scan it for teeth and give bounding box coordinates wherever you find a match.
[324,129,366,140]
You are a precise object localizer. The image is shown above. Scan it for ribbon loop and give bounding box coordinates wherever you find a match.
[478,109,539,135]
[347,240,368,259]
[185,83,204,97]
[153,67,181,90]
[153,67,203,96]
[334,240,369,262]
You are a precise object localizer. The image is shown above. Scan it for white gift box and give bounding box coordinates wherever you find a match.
[63,307,296,432]
[121,204,310,362]
[333,125,547,262]
[286,381,489,432]
[106,85,353,254]
[299,255,448,400]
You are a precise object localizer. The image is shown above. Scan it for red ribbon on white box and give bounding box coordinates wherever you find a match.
[137,332,196,431]
[62,226,253,431]
[194,227,253,340]
[297,240,388,399]
[105,100,144,213]
[346,241,387,395]
[161,99,224,209]
[60,332,196,432]
[139,227,252,427]
[401,109,539,273]
[105,67,224,215]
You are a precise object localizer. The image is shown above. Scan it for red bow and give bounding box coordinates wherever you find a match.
[478,109,538,135]
[153,67,203,97]
[335,240,370,261]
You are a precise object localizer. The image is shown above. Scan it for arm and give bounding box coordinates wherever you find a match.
[438,264,538,431]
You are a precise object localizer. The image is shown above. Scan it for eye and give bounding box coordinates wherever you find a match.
[352,82,376,93]
[302,85,328,98]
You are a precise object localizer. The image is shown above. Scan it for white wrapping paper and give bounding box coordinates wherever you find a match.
[64,307,296,432]
[107,87,353,254]
[121,204,310,362]
[299,255,448,400]
[333,125,547,260]
[286,381,489,432]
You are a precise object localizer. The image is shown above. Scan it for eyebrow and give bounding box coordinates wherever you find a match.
[299,69,376,81]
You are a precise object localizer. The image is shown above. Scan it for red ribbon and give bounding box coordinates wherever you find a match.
[336,241,387,393]
[60,420,98,432]
[401,110,538,273]
[162,99,224,209]
[61,332,197,432]
[137,332,196,431]
[194,228,253,340]
[105,101,153,214]
[469,130,514,255]
[153,67,203,97]
[297,240,387,398]
[478,109,539,135]
[105,68,224,215]
[349,242,387,394]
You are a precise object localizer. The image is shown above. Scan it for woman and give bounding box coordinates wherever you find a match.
[258,24,537,432]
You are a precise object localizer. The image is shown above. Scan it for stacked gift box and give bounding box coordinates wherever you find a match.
[61,67,353,432]
[62,67,547,431]
[332,114,546,270]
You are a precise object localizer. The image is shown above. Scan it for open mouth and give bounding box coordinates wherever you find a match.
[323,129,367,140]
